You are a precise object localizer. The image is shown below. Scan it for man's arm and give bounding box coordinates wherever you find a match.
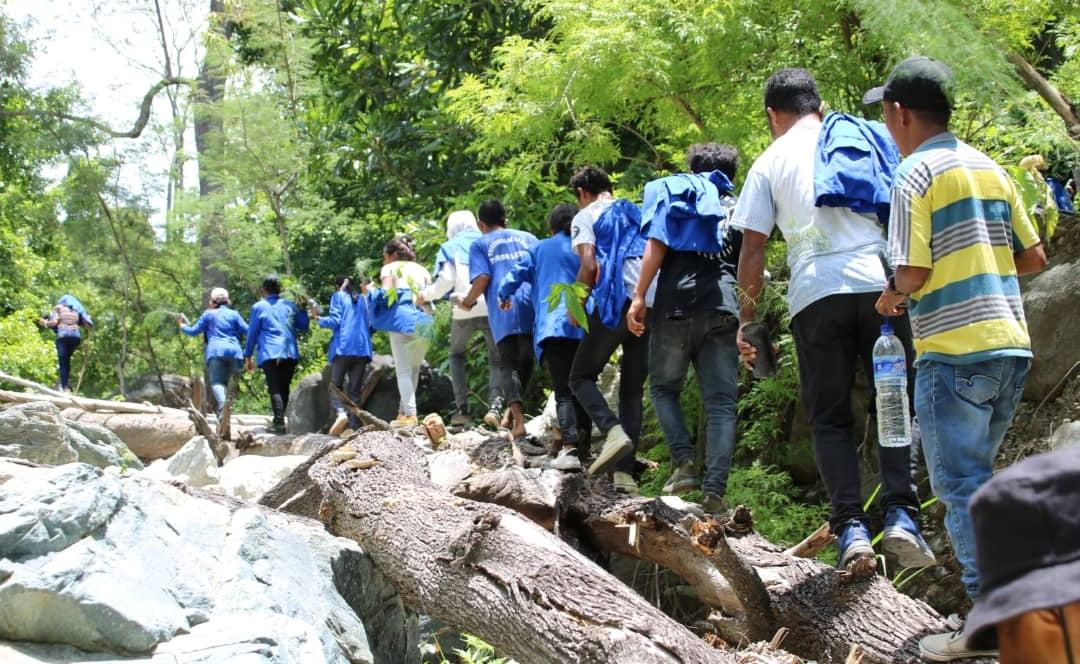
[461,275,489,310]
[419,262,456,305]
[574,243,598,289]
[736,229,768,325]
[1014,244,1047,276]
[627,239,666,336]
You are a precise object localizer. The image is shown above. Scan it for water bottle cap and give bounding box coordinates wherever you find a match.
[880,323,894,336]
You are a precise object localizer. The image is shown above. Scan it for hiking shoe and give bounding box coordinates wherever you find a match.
[483,398,504,428]
[919,624,997,662]
[663,461,699,494]
[391,415,419,428]
[271,421,287,435]
[450,408,470,427]
[612,471,639,495]
[836,520,875,572]
[551,447,582,471]
[882,507,937,568]
[701,493,729,516]
[587,425,633,476]
[329,411,349,437]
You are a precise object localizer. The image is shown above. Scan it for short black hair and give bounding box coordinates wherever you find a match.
[262,274,282,295]
[477,200,506,227]
[764,68,822,116]
[687,143,738,179]
[548,203,578,235]
[569,166,612,195]
[911,107,951,128]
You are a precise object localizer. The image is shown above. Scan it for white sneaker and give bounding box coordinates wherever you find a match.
[587,425,632,476]
[550,447,582,471]
[919,626,997,662]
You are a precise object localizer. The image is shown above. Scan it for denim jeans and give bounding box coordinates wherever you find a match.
[206,357,241,416]
[330,355,370,427]
[916,355,1030,599]
[649,311,739,497]
[449,317,504,411]
[55,337,81,390]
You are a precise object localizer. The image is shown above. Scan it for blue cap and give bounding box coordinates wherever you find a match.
[880,322,894,336]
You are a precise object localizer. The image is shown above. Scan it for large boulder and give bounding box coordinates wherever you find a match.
[364,355,454,422]
[285,364,332,435]
[62,410,195,461]
[0,402,141,470]
[123,373,192,409]
[141,436,220,488]
[0,460,418,663]
[214,454,309,502]
[1023,258,1080,401]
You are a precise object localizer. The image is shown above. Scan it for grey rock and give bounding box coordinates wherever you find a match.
[364,355,454,422]
[0,402,78,466]
[62,410,195,462]
[123,373,192,409]
[1051,420,1080,450]
[428,449,472,491]
[0,462,417,663]
[215,454,308,501]
[141,436,219,487]
[285,366,331,435]
[239,433,338,458]
[1023,260,1080,401]
[65,419,144,471]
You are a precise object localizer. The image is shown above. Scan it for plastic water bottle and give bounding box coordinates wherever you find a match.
[872,322,911,448]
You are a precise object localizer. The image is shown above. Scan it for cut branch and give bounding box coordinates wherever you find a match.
[1008,52,1080,140]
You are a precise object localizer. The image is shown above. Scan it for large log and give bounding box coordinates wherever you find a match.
[0,388,187,416]
[307,430,790,664]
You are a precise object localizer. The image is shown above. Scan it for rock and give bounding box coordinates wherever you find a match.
[0,462,417,662]
[285,364,332,435]
[123,373,192,409]
[0,402,141,470]
[1051,420,1080,450]
[239,433,339,457]
[364,355,454,422]
[142,436,220,488]
[215,454,309,502]
[1023,259,1080,401]
[428,449,472,491]
[62,410,195,461]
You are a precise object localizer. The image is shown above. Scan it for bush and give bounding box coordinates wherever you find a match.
[0,310,61,387]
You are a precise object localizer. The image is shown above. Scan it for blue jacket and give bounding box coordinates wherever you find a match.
[369,288,432,336]
[181,306,248,361]
[592,199,645,330]
[641,171,733,253]
[814,112,900,224]
[317,290,372,361]
[470,228,538,343]
[497,233,583,362]
[1048,177,1075,213]
[244,295,310,366]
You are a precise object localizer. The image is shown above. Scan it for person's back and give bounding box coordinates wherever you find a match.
[529,232,581,347]
[251,296,303,361]
[473,227,537,340]
[196,306,246,358]
[326,289,371,361]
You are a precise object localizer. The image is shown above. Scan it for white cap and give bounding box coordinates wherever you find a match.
[210,287,230,304]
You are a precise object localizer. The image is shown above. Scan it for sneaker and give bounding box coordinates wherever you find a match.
[662,461,699,494]
[701,493,728,516]
[450,408,470,427]
[882,507,937,568]
[919,624,997,662]
[551,447,582,471]
[328,411,349,437]
[836,520,875,572]
[391,415,419,428]
[483,398,504,428]
[587,425,633,476]
[271,421,287,435]
[612,471,639,495]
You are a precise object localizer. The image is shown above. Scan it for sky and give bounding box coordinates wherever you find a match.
[7,0,208,228]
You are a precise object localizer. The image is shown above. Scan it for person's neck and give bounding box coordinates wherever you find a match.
[908,125,950,153]
[773,111,819,138]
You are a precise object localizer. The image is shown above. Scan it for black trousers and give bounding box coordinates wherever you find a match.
[496,333,534,405]
[542,338,592,456]
[262,358,298,425]
[569,300,649,474]
[55,337,81,390]
[790,292,920,531]
[330,355,370,427]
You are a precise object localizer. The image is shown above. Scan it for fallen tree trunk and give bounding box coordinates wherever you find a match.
[307,430,787,664]
[0,388,187,416]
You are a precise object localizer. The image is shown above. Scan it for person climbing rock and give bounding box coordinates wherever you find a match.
[177,287,247,417]
[244,275,310,433]
[38,294,93,393]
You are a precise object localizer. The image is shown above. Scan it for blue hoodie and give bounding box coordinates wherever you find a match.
[497,232,584,362]
[641,171,733,253]
[591,200,646,330]
[244,295,310,366]
[181,306,248,361]
[317,290,372,361]
[814,112,900,224]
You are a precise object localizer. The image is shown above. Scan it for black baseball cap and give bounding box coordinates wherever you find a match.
[862,56,954,112]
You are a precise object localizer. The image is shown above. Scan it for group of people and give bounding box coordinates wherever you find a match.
[35,53,1058,662]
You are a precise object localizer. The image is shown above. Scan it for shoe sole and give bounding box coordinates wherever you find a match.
[663,479,700,494]
[550,460,583,472]
[882,528,937,569]
[838,543,876,573]
[587,438,632,476]
[919,643,998,662]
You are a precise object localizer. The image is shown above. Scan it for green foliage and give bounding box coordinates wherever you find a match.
[446,634,508,664]
[0,309,57,385]
[546,281,590,331]
[1005,165,1059,240]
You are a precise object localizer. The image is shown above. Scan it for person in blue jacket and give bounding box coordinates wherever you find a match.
[311,275,372,436]
[244,275,310,433]
[459,200,538,441]
[498,203,590,471]
[176,287,248,417]
[38,294,94,392]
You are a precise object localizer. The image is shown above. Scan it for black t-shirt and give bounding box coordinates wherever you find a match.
[653,196,742,320]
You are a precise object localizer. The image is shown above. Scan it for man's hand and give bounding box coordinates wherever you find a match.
[875,289,909,317]
[245,357,255,373]
[736,324,757,370]
[36,318,47,328]
[498,299,512,311]
[414,292,426,306]
[627,295,648,337]
[459,298,475,312]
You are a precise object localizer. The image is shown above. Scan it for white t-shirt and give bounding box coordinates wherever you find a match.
[571,193,658,306]
[381,261,434,310]
[729,115,887,317]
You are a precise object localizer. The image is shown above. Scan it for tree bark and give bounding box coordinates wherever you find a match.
[1008,52,1080,140]
[194,0,228,297]
[307,430,782,664]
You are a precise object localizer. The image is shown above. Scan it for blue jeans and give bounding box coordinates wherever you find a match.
[55,337,81,390]
[649,311,740,497]
[207,357,241,416]
[916,356,1030,599]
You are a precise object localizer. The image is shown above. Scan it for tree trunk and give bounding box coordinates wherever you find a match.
[194,0,228,297]
[306,430,785,664]
[1008,51,1080,140]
